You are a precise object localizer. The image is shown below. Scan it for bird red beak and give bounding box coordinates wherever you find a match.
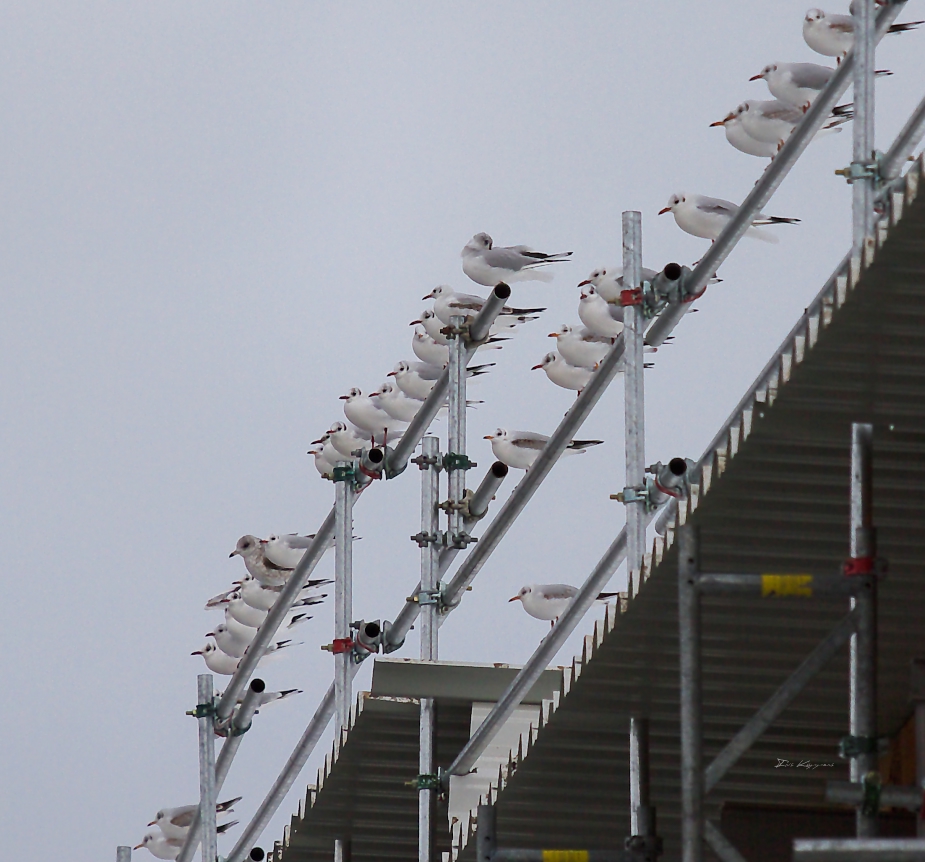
[369,392,378,397]
[228,550,238,558]
[577,278,592,287]
[709,119,725,127]
[338,394,349,400]
[191,650,203,656]
[311,437,325,444]
[658,207,671,215]
[410,319,422,325]
[422,291,435,300]
[748,73,763,81]
[134,844,144,850]
[531,363,543,370]
[508,595,521,602]
[147,820,156,827]
[547,332,558,337]
[206,632,214,637]
[483,434,494,440]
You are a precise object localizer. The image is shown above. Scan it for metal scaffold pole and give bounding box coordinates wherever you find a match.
[197,674,218,862]
[117,846,131,862]
[622,211,645,597]
[852,0,877,261]
[417,435,441,862]
[848,422,878,837]
[334,462,356,733]
[678,526,703,862]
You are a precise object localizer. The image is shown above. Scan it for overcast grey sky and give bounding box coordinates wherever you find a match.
[2,2,923,859]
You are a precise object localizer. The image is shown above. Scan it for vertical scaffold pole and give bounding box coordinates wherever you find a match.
[623,211,645,598]
[447,314,469,549]
[418,435,440,862]
[852,0,876,260]
[334,462,355,732]
[117,846,131,862]
[475,803,497,862]
[678,525,702,862]
[197,674,218,862]
[849,422,878,837]
[630,717,652,837]
[912,658,925,838]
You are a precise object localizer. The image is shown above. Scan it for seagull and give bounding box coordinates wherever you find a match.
[340,387,408,443]
[659,193,800,243]
[804,8,922,60]
[388,360,494,400]
[239,571,331,612]
[461,232,573,286]
[207,622,298,659]
[372,379,426,422]
[310,431,350,472]
[149,798,241,841]
[321,421,369,458]
[750,61,891,111]
[308,445,337,480]
[423,285,546,326]
[484,428,603,470]
[135,823,238,859]
[710,110,780,158]
[577,267,659,304]
[548,325,615,369]
[578,286,625,338]
[509,583,619,625]
[532,351,595,393]
[412,308,536,344]
[731,99,850,148]
[216,686,302,711]
[192,639,292,675]
[230,535,294,586]
[264,533,333,569]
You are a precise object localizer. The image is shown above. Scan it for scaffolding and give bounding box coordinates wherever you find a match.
[122,2,925,861]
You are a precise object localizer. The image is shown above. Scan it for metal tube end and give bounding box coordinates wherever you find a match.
[249,848,265,861]
[250,679,266,693]
[663,262,682,281]
[492,283,511,300]
[490,461,508,479]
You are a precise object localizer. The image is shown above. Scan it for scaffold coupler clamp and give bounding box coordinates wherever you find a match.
[407,767,447,797]
[624,834,664,862]
[839,734,886,760]
[410,530,444,548]
[861,771,883,818]
[332,463,358,484]
[835,153,883,185]
[409,584,445,609]
[411,451,443,471]
[842,555,887,578]
[443,452,475,472]
[186,696,219,720]
[611,485,652,511]
[321,637,355,654]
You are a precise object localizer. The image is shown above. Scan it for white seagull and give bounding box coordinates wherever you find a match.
[148,798,241,841]
[548,324,615,369]
[804,8,921,60]
[424,285,546,326]
[484,428,603,470]
[191,639,293,675]
[577,267,659,304]
[341,387,407,443]
[578,286,625,338]
[461,232,573,286]
[230,535,294,586]
[532,351,595,393]
[308,444,337,480]
[321,421,369,459]
[388,360,494,401]
[710,110,780,158]
[509,583,619,625]
[659,193,800,243]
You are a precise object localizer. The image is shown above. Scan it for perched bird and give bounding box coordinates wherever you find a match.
[659,193,800,243]
[577,267,659,304]
[424,285,546,326]
[207,622,299,659]
[411,307,535,343]
[412,327,452,365]
[579,286,625,338]
[532,351,595,393]
[191,639,292,675]
[308,444,337,480]
[230,535,293,586]
[461,232,572,286]
[340,387,407,444]
[372,379,425,422]
[216,686,302,711]
[484,428,603,470]
[388,360,494,401]
[548,325,615,369]
[135,823,238,859]
[710,110,780,158]
[751,61,891,111]
[149,798,241,841]
[732,99,849,149]
[310,431,349,472]
[804,7,921,59]
[238,571,331,612]
[509,583,619,625]
[264,533,329,569]
[322,421,369,459]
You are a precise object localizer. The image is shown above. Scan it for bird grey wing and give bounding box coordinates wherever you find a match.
[697,196,739,216]
[511,437,549,450]
[829,15,855,34]
[762,102,803,123]
[581,331,616,344]
[792,63,832,90]
[539,584,579,600]
[281,534,316,549]
[170,810,197,828]
[481,246,538,271]
[262,555,294,573]
[413,363,444,380]
[166,837,186,848]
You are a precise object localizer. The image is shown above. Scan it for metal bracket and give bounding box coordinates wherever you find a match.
[612,484,656,512]
[411,452,443,471]
[411,587,444,607]
[444,452,475,471]
[321,637,355,654]
[861,771,882,817]
[842,556,888,577]
[332,464,358,483]
[839,734,885,759]
[410,531,444,548]
[624,834,664,862]
[187,700,217,719]
[618,280,666,320]
[406,769,445,793]
[835,157,882,184]
[448,530,477,550]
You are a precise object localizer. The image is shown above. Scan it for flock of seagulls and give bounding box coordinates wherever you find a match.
[136,6,924,856]
[662,5,920,245]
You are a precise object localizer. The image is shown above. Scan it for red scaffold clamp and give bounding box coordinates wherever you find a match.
[842,557,887,577]
[321,637,355,654]
[620,288,643,307]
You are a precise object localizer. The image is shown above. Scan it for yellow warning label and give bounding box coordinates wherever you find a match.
[542,853,589,862]
[761,574,813,597]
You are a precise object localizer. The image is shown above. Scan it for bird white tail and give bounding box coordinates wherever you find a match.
[746,226,780,243]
